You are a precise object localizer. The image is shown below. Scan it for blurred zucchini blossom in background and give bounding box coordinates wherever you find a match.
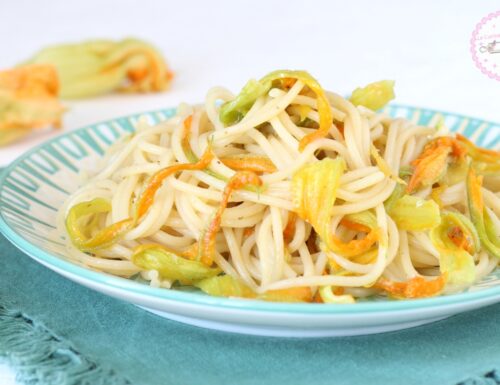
[0,65,64,146]
[1,38,172,146]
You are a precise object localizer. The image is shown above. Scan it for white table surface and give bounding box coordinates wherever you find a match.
[1,0,499,382]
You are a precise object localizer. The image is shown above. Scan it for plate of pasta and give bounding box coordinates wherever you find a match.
[0,70,499,337]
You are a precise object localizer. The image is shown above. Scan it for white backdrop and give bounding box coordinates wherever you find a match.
[1,0,499,382]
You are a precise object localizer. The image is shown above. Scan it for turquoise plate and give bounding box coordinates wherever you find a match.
[0,105,499,337]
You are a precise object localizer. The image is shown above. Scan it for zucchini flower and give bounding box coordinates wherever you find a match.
[0,64,64,146]
[22,38,173,99]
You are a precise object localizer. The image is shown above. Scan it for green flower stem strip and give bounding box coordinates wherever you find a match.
[387,195,441,231]
[430,211,477,285]
[349,80,395,111]
[65,198,133,252]
[195,275,312,302]
[467,167,500,258]
[219,70,333,151]
[132,245,220,284]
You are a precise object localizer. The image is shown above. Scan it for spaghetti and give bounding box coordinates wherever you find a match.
[57,70,500,303]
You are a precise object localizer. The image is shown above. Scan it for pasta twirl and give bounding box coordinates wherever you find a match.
[58,70,500,303]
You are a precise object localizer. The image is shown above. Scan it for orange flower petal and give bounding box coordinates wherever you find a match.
[136,148,214,218]
[200,171,262,266]
[407,142,450,193]
[220,156,277,174]
[0,64,64,145]
[375,275,446,299]
[339,218,371,233]
[283,212,297,243]
[330,228,380,257]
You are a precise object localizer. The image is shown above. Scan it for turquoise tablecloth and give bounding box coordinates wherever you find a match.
[0,232,499,385]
